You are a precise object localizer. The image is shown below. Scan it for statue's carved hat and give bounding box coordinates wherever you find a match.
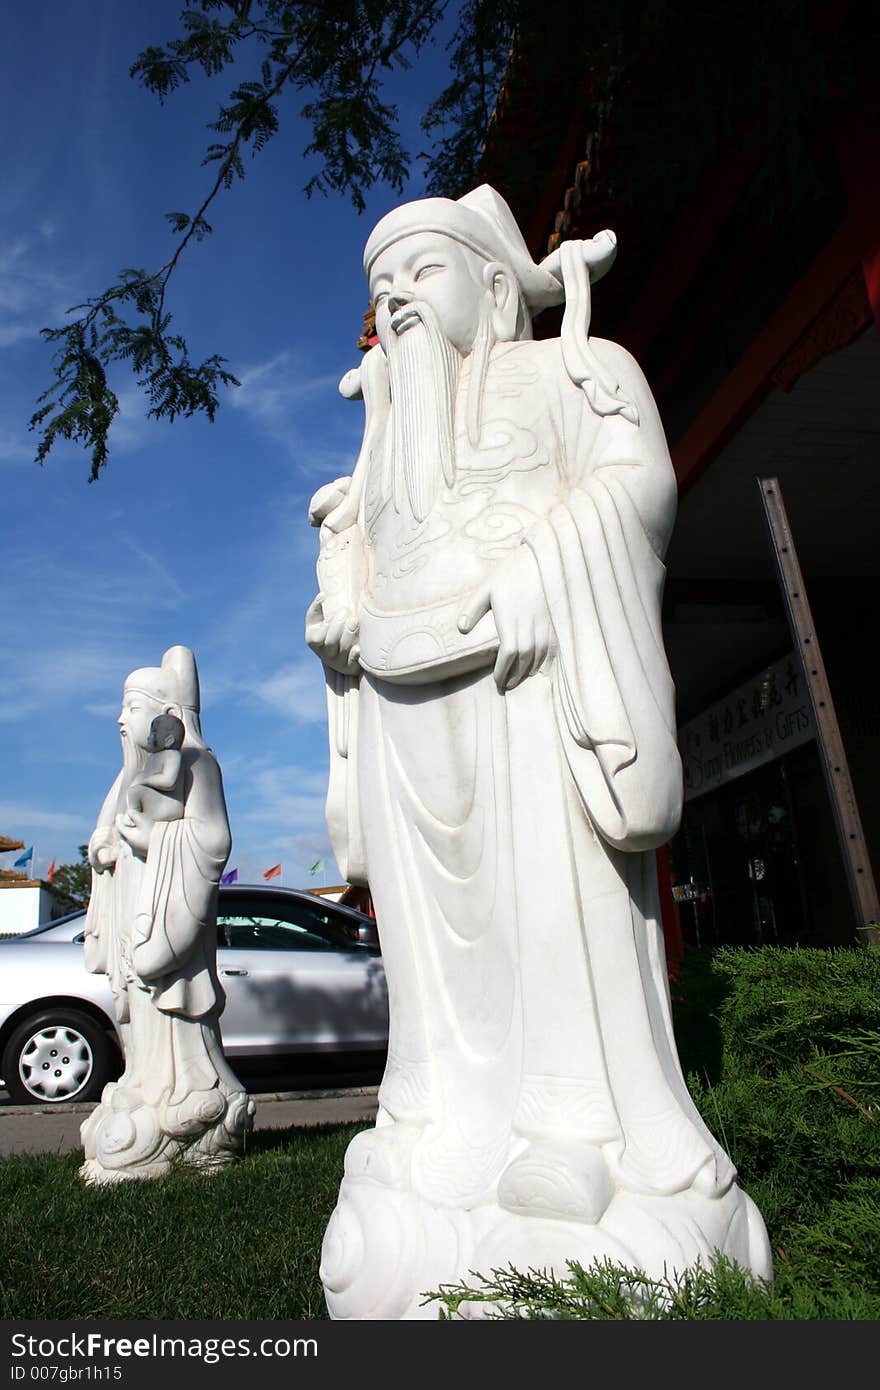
[124,646,200,712]
[365,185,558,310]
[364,184,616,312]
[362,182,631,422]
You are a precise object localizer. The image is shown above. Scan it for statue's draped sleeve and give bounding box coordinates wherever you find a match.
[84,771,124,980]
[318,349,390,888]
[130,750,231,1018]
[525,340,682,852]
[324,666,367,884]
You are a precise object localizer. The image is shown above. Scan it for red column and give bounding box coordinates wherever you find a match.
[862,242,880,331]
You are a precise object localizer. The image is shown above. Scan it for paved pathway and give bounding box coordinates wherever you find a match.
[0,1087,378,1157]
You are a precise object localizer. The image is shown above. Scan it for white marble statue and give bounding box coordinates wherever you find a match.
[80,646,253,1183]
[307,186,771,1317]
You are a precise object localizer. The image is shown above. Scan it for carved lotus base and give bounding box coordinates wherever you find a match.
[79,1079,254,1184]
[320,1130,772,1320]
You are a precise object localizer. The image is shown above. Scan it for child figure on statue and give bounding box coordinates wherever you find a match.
[118,713,185,835]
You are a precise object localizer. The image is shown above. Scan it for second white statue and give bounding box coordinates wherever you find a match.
[81,645,253,1183]
[307,186,772,1317]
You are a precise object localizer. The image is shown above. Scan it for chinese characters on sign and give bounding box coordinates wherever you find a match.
[679,654,816,801]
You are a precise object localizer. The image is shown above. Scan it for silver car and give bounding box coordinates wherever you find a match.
[0,884,388,1105]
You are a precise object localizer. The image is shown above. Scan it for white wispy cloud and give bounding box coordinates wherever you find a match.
[0,530,186,726]
[229,351,363,473]
[119,529,187,606]
[0,645,125,724]
[104,383,162,456]
[252,658,327,724]
[231,352,340,431]
[0,228,77,350]
[218,756,338,883]
[0,803,91,833]
[0,429,32,464]
[237,763,328,831]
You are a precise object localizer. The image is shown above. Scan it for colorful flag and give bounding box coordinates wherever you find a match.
[46,860,56,884]
[13,847,33,870]
[220,868,239,885]
[309,858,325,877]
[263,864,282,881]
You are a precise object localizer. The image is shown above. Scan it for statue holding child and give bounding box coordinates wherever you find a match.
[80,645,252,1184]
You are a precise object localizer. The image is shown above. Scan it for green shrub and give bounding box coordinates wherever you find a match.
[427,1249,879,1320]
[680,947,879,1228]
[430,945,880,1320]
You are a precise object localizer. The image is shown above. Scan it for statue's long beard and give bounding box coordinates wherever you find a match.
[116,703,154,815]
[385,302,463,523]
[121,732,146,779]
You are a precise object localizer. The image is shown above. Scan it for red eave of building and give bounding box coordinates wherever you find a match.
[620,140,760,362]
[673,116,880,497]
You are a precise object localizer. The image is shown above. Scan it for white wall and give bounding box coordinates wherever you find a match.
[0,886,56,935]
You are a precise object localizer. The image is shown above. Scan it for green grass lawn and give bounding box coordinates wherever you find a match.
[1,945,878,1320]
[0,1125,354,1319]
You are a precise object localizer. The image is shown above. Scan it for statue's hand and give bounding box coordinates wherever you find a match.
[458,546,552,692]
[305,595,360,675]
[117,809,151,858]
[308,476,352,528]
[92,846,117,873]
[88,830,118,874]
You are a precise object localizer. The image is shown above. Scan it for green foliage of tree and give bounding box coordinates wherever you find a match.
[50,844,91,912]
[30,0,861,478]
[31,0,453,481]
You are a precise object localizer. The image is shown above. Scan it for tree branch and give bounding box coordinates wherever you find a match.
[31,0,451,477]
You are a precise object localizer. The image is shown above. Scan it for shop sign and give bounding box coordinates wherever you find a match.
[679,653,816,801]
[671,883,701,902]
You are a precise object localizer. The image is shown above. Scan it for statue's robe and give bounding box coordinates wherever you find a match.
[85,746,234,1116]
[318,335,735,1209]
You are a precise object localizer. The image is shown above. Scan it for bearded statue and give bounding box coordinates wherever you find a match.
[306,186,771,1318]
[80,646,253,1183]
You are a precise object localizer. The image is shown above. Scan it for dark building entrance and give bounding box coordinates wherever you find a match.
[671,739,853,950]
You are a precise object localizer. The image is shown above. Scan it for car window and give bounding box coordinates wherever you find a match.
[276,897,364,943]
[216,892,373,950]
[217,914,346,952]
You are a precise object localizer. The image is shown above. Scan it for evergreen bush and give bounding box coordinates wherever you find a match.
[430,945,880,1319]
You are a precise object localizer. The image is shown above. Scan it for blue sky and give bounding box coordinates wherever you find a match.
[1,2,456,886]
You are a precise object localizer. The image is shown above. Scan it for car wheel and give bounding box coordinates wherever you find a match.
[2,1009,117,1105]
